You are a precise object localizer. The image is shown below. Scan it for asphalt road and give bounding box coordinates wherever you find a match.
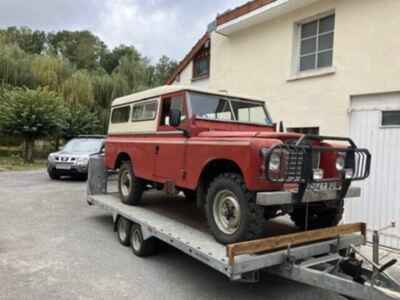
[0,170,387,300]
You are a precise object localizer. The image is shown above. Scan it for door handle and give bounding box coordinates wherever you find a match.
[155,145,160,155]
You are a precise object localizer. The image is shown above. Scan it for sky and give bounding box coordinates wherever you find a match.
[0,0,247,62]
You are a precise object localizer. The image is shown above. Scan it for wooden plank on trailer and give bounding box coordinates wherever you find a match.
[227,223,366,265]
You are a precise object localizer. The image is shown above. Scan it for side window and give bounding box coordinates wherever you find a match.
[160,95,186,127]
[111,106,130,123]
[132,100,158,122]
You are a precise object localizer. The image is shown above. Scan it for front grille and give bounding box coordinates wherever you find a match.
[265,143,371,184]
[55,156,76,163]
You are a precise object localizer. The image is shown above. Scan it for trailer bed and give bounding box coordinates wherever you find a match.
[88,192,364,280]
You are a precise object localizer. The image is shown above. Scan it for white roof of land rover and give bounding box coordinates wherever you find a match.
[111,85,265,106]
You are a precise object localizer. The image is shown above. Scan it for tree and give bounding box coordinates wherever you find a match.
[62,70,94,105]
[0,44,35,88]
[152,55,178,86]
[92,74,115,131]
[60,104,100,140]
[47,30,106,70]
[100,45,140,74]
[31,55,73,91]
[0,26,47,54]
[0,88,65,162]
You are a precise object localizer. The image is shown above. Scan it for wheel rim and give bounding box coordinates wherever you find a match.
[131,229,141,251]
[213,190,241,235]
[118,219,128,241]
[120,169,132,197]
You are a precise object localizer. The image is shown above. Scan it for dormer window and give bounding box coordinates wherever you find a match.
[192,41,210,80]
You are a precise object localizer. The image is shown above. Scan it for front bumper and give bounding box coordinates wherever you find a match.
[48,162,88,175]
[256,186,361,207]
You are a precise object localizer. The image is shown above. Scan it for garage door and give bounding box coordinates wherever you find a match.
[346,93,400,249]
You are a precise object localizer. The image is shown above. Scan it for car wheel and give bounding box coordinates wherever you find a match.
[290,200,344,230]
[118,161,145,206]
[130,224,159,257]
[205,173,265,244]
[117,216,132,246]
[48,168,60,180]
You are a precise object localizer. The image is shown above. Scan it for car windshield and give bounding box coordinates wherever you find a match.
[63,139,103,153]
[189,92,272,125]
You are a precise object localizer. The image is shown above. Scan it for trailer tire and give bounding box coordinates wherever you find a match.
[205,173,265,244]
[290,200,344,230]
[130,224,159,257]
[118,161,145,206]
[117,216,132,246]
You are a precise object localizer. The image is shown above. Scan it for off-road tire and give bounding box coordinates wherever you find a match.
[117,216,132,247]
[290,200,344,230]
[205,173,265,244]
[48,168,60,180]
[118,161,145,206]
[130,224,159,257]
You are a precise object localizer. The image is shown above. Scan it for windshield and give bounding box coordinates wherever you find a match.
[189,92,272,125]
[63,139,103,153]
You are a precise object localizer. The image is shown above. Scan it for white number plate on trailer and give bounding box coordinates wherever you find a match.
[56,164,71,170]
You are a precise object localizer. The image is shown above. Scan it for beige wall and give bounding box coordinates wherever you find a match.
[177,0,400,136]
[175,61,209,89]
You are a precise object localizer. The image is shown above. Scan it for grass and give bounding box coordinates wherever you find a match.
[0,155,47,172]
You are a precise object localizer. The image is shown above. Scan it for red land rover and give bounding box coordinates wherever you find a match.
[105,86,371,244]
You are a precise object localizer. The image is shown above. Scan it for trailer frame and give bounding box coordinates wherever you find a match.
[86,155,400,300]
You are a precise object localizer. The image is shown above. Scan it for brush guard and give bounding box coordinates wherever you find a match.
[264,135,371,201]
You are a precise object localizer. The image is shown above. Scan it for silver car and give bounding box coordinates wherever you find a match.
[47,136,105,180]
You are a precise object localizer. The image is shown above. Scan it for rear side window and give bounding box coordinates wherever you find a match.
[132,100,158,121]
[111,106,130,123]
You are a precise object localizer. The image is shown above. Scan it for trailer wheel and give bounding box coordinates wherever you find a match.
[130,224,159,257]
[116,216,132,246]
[118,161,145,206]
[290,200,344,230]
[205,173,265,244]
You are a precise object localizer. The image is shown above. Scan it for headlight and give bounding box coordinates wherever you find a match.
[269,152,281,171]
[76,157,89,165]
[336,154,346,171]
[48,154,55,162]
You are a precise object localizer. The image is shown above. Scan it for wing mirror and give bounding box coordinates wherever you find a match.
[169,109,181,127]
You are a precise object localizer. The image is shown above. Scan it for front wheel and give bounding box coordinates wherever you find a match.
[205,173,265,244]
[48,168,60,180]
[118,161,145,206]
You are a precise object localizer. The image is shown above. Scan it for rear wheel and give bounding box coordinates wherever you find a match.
[205,173,265,244]
[130,224,159,257]
[290,200,344,230]
[117,216,132,246]
[118,161,145,206]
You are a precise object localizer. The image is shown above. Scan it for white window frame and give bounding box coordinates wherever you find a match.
[290,10,336,78]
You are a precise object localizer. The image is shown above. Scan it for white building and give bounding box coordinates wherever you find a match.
[168,0,400,248]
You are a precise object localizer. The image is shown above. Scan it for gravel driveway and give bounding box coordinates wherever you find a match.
[0,170,396,300]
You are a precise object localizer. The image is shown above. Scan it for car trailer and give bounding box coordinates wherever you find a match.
[87,155,400,300]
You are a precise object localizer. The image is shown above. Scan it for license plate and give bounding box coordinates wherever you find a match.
[307,181,341,191]
[56,164,71,170]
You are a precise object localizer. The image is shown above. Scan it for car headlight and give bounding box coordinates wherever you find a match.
[48,154,56,162]
[76,157,89,165]
[269,152,281,171]
[336,154,346,171]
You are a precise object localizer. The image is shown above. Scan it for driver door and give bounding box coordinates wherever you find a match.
[153,92,189,185]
